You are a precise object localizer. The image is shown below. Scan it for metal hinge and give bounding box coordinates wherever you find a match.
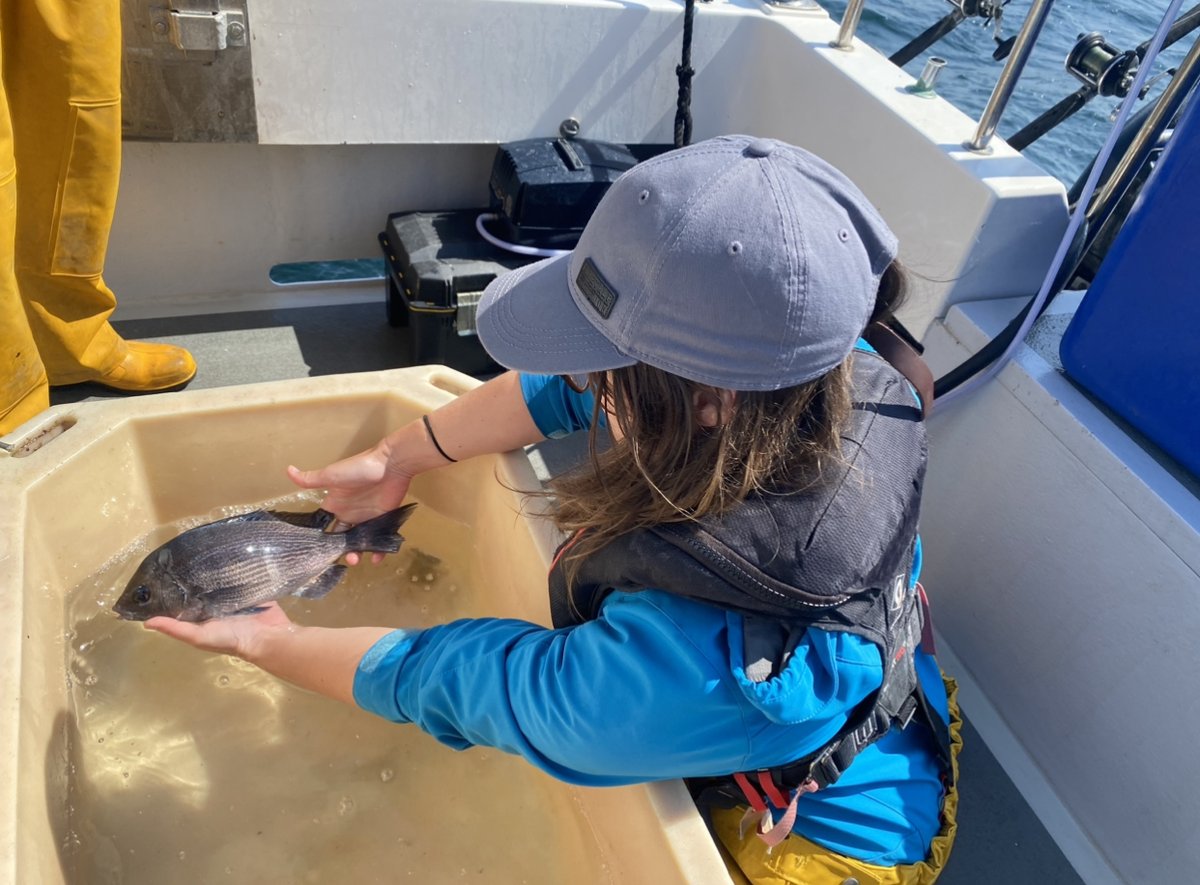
[150,6,247,51]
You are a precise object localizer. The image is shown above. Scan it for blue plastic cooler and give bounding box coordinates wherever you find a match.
[1060,91,1200,481]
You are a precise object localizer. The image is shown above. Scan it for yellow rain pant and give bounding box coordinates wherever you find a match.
[0,0,123,434]
[712,677,963,885]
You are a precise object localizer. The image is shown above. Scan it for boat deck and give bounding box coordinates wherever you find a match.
[51,298,1086,885]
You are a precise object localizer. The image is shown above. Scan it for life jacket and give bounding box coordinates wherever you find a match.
[546,338,953,847]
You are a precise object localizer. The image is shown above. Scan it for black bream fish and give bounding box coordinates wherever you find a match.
[113,504,416,622]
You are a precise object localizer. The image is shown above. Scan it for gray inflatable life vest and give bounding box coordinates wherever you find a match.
[546,349,953,808]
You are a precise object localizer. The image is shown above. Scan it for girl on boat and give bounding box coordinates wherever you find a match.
[149,134,961,885]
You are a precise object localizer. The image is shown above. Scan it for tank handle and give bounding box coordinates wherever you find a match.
[0,413,77,459]
[424,368,481,399]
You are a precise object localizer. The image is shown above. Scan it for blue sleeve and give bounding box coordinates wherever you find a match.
[352,595,947,866]
[353,596,762,786]
[519,373,605,439]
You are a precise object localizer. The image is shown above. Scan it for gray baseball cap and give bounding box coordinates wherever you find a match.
[476,134,897,391]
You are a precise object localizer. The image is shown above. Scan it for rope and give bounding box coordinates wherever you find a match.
[674,0,697,148]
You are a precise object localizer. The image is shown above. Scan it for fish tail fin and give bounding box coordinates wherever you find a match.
[344,503,417,555]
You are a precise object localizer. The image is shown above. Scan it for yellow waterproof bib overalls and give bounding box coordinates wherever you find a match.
[0,0,193,435]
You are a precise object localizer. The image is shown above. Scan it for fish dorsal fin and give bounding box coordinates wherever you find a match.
[205,509,277,528]
[267,508,337,531]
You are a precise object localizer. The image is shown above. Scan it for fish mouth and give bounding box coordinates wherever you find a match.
[112,603,151,622]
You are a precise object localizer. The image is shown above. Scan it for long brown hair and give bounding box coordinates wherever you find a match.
[546,260,910,587]
[547,361,851,586]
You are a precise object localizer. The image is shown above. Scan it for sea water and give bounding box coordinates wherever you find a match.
[62,496,609,885]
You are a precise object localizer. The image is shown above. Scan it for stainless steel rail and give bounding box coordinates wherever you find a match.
[832,0,868,50]
[964,0,1056,151]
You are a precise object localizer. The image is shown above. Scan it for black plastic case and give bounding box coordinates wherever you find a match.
[488,138,641,249]
[379,210,533,375]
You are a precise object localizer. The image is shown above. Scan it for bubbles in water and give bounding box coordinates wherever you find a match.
[178,851,187,861]
[410,575,419,583]
[424,573,434,582]
[422,584,431,592]
[218,674,231,687]
[338,796,355,816]
[84,674,99,686]
[420,605,429,615]
[379,768,395,783]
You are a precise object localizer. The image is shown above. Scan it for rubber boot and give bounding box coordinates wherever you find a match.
[2,0,195,392]
[0,22,49,436]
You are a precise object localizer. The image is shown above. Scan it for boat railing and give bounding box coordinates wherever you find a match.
[831,0,868,50]
[965,0,1057,151]
[831,0,1060,152]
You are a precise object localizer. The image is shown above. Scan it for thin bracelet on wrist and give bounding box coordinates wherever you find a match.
[422,413,458,463]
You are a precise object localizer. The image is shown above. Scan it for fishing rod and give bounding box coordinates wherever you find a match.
[934,0,1195,405]
[1007,3,1200,151]
[890,0,1015,69]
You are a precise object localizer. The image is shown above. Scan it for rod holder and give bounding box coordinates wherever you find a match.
[908,56,948,97]
[965,0,1056,152]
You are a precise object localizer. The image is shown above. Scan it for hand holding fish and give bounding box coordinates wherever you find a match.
[288,438,414,526]
[145,601,395,706]
[145,601,292,658]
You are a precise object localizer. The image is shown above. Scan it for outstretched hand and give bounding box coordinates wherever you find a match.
[288,441,413,523]
[288,440,415,565]
[144,602,293,660]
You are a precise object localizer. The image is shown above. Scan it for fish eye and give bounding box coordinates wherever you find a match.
[134,586,152,605]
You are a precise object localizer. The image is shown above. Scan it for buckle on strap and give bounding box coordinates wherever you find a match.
[806,744,844,791]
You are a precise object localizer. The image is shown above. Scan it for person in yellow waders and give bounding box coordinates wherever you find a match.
[0,0,196,437]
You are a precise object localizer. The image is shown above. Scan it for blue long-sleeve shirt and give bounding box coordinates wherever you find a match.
[354,365,949,866]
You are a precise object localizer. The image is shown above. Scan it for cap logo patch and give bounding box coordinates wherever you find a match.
[576,257,618,319]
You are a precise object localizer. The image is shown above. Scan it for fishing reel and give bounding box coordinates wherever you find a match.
[890,0,1013,69]
[1066,32,1139,98]
[948,0,1005,29]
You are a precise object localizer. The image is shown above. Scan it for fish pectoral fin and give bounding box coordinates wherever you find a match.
[292,565,349,600]
[230,605,272,616]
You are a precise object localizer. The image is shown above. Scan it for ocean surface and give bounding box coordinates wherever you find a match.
[816,0,1194,186]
